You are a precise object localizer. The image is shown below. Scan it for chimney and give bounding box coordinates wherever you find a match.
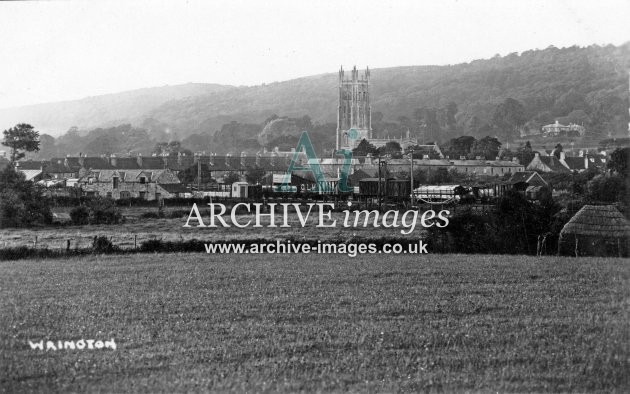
[584,155,589,170]
[177,151,182,167]
[64,157,69,168]
[78,153,84,167]
[459,156,466,160]
[137,153,143,168]
[512,157,520,164]
[109,154,117,167]
[225,153,231,167]
[256,152,261,167]
[495,156,500,161]
[241,152,246,167]
[534,152,540,158]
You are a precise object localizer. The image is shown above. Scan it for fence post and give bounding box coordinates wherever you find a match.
[66,239,71,251]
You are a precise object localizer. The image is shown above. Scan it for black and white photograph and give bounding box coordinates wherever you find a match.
[1,0,629,392]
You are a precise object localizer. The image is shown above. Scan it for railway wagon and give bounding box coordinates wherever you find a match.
[413,185,470,203]
[386,180,411,198]
[358,178,411,199]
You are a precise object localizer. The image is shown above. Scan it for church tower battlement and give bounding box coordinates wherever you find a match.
[336,66,372,150]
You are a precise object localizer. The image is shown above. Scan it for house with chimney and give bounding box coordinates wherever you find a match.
[76,154,185,199]
[527,151,607,173]
[526,153,571,173]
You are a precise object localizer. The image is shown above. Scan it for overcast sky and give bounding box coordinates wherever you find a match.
[0,0,628,109]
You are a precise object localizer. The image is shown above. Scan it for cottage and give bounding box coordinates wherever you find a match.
[526,153,571,173]
[78,168,182,200]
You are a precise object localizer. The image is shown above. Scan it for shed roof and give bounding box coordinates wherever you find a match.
[561,205,630,238]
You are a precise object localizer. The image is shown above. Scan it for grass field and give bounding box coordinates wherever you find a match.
[1,253,628,392]
[0,210,427,250]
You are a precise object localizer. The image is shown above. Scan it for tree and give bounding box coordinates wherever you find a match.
[0,165,52,227]
[443,136,476,159]
[83,133,122,156]
[378,141,402,158]
[445,101,458,130]
[412,169,427,186]
[245,167,266,185]
[352,139,378,156]
[472,136,501,159]
[416,108,442,143]
[2,124,40,163]
[515,141,535,166]
[223,172,240,184]
[552,143,563,159]
[153,141,191,156]
[36,134,57,159]
[607,147,629,178]
[587,174,627,204]
[429,167,452,184]
[492,98,527,142]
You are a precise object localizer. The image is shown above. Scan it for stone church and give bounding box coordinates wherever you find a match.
[336,65,418,151]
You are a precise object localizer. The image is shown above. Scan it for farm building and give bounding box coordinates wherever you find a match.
[558,205,630,257]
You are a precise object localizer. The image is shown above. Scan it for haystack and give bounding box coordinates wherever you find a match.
[558,205,630,257]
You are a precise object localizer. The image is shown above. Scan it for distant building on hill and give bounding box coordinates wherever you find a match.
[541,120,585,137]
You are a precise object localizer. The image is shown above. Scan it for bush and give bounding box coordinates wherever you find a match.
[70,205,90,225]
[87,198,123,224]
[92,236,115,253]
[0,190,27,227]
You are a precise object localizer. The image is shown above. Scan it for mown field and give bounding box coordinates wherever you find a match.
[1,253,629,392]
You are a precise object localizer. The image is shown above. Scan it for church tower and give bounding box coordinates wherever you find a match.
[336,66,372,150]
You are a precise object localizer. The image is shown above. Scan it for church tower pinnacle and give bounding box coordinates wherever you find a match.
[336,65,372,150]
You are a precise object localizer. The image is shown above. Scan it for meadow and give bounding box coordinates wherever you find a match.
[0,209,428,250]
[1,253,628,392]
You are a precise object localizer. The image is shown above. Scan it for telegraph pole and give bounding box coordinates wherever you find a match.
[378,155,382,211]
[197,158,201,195]
[409,151,415,206]
[378,155,387,211]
